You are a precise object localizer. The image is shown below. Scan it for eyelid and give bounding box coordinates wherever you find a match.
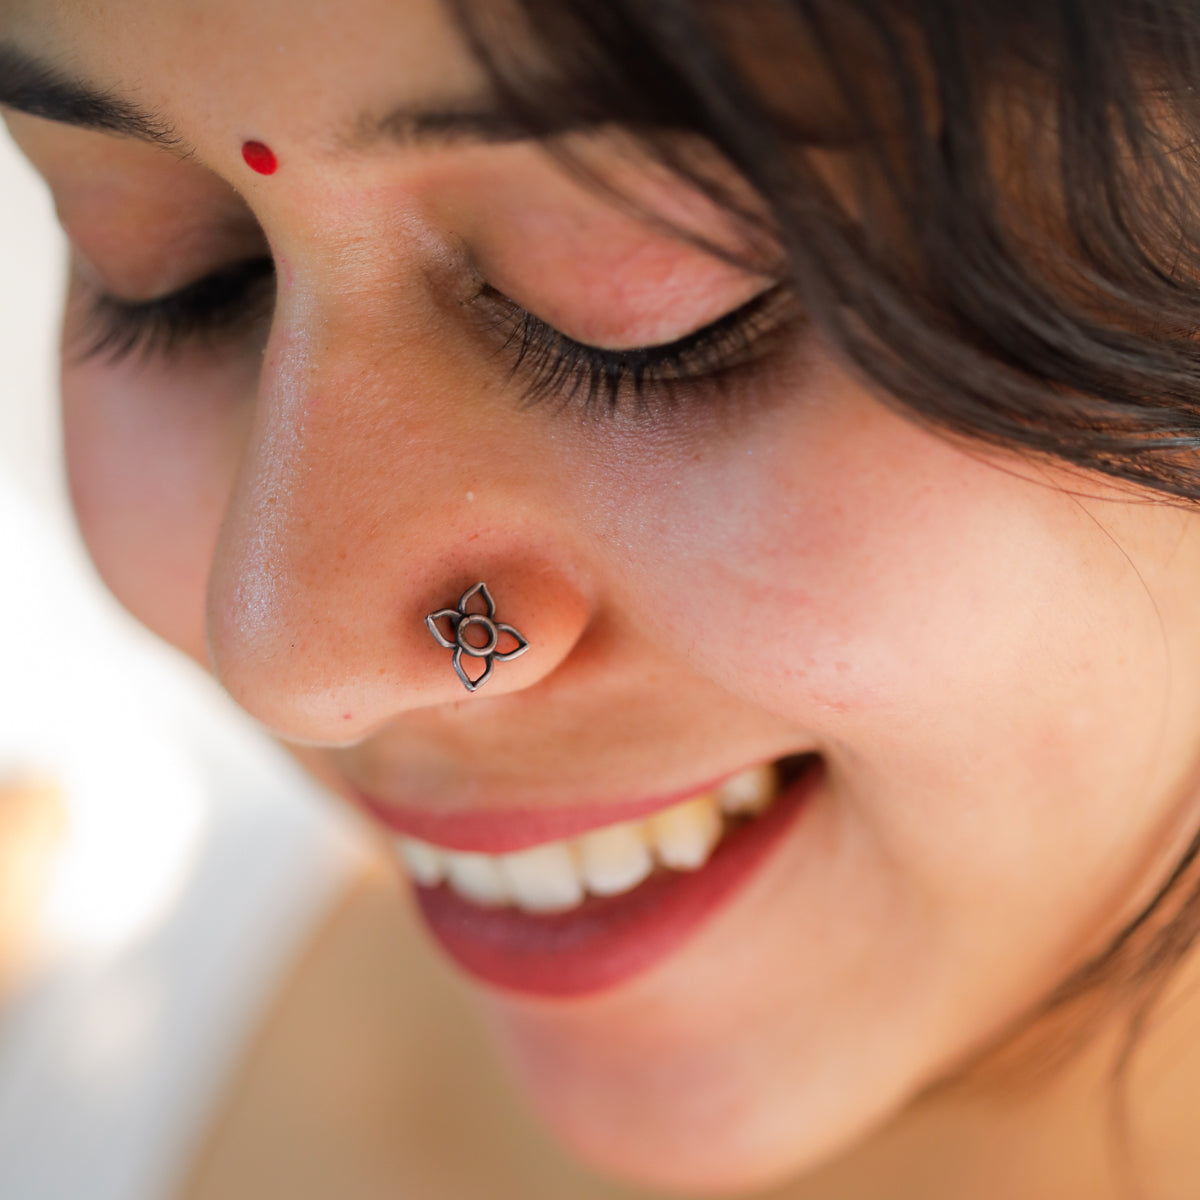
[476,281,803,412]
[97,256,275,316]
[481,281,783,355]
[71,256,275,365]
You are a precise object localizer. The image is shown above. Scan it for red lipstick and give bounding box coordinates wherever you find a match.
[406,758,821,999]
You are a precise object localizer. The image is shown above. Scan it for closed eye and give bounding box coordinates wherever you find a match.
[71,256,276,365]
[477,282,804,414]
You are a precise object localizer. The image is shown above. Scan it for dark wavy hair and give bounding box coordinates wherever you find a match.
[449,0,1200,1189]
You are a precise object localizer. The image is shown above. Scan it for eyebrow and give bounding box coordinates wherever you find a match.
[0,43,186,149]
[361,104,541,149]
[0,41,546,158]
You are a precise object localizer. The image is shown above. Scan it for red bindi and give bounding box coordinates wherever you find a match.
[241,141,278,175]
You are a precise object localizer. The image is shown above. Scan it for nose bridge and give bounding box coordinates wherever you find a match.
[206,303,588,742]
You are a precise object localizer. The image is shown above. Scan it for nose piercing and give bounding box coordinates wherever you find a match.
[425,582,530,693]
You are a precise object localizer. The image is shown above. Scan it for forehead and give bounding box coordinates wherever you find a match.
[1,0,491,158]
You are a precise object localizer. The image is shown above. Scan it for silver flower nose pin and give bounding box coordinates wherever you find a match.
[425,582,530,693]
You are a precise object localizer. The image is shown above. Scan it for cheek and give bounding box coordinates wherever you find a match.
[505,375,1200,1193]
[61,351,250,664]
[579,360,1174,769]
[573,365,1200,983]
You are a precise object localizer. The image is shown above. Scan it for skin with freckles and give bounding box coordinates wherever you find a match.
[9,0,1200,1196]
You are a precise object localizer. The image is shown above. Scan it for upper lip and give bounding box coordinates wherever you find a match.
[353,760,797,854]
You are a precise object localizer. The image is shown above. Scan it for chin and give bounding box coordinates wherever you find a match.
[482,994,892,1198]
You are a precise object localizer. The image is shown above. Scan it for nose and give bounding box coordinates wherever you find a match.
[205,301,592,745]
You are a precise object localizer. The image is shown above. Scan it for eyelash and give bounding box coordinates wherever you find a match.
[74,258,796,411]
[479,283,796,413]
[74,257,276,364]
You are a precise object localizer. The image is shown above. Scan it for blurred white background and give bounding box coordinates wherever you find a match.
[0,123,364,1200]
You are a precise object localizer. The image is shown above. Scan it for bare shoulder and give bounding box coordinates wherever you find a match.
[179,856,644,1200]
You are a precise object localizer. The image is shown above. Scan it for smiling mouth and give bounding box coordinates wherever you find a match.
[385,754,821,998]
[394,760,790,912]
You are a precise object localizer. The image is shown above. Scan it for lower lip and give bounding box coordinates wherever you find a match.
[410,758,821,999]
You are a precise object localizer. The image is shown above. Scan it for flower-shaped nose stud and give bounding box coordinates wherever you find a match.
[425,582,530,693]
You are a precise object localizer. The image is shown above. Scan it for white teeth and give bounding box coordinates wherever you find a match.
[576,821,654,896]
[717,762,779,817]
[647,795,723,870]
[444,853,511,907]
[395,837,446,886]
[499,843,585,913]
[393,762,784,910]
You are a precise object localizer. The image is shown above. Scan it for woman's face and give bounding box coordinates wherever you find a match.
[8,0,1200,1191]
